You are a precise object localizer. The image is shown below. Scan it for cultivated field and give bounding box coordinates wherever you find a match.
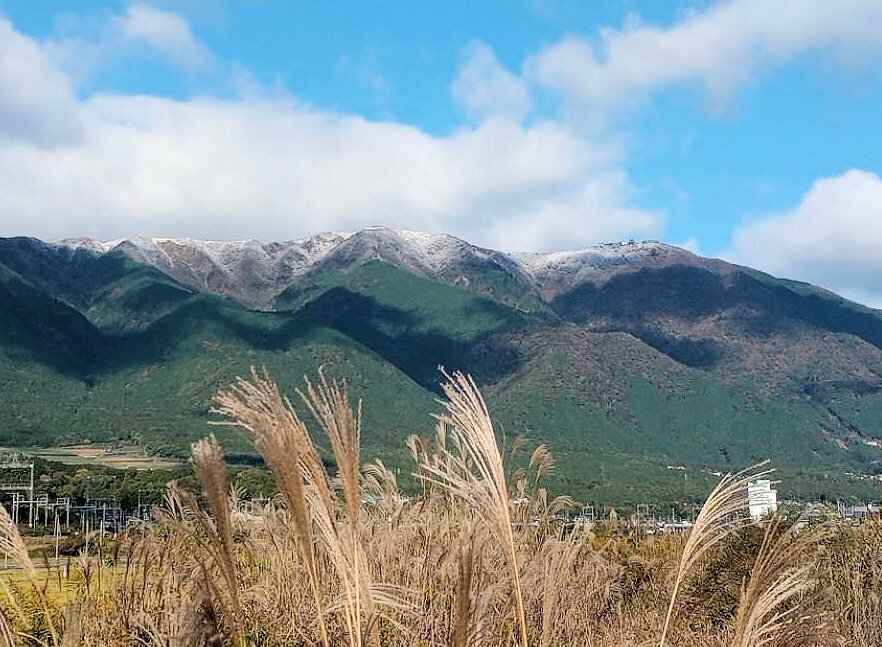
[0,445,184,471]
[0,369,880,646]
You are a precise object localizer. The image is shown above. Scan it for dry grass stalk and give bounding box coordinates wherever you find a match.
[298,368,363,528]
[538,534,585,647]
[0,606,16,647]
[160,481,248,644]
[819,519,882,645]
[59,604,83,647]
[298,368,380,647]
[190,434,246,647]
[0,503,58,646]
[659,461,772,646]
[731,517,827,647]
[215,367,402,647]
[452,521,477,647]
[529,444,554,487]
[212,367,331,647]
[416,369,529,647]
[362,460,408,520]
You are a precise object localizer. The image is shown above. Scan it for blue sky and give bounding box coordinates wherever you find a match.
[1,1,882,304]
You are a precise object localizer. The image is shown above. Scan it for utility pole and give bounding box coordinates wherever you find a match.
[28,461,34,529]
[54,514,61,562]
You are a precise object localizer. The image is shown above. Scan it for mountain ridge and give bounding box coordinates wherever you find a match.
[3,228,882,504]
[46,228,812,314]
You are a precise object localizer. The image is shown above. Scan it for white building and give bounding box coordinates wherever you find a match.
[748,479,778,519]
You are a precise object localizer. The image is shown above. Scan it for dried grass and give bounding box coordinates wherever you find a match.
[0,367,874,647]
[730,517,828,647]
[659,461,772,646]
[416,369,529,647]
[0,503,58,645]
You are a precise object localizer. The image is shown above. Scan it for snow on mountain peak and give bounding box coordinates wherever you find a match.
[50,229,700,308]
[52,237,116,254]
[515,240,672,271]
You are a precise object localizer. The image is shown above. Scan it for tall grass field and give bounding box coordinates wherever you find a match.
[0,367,879,646]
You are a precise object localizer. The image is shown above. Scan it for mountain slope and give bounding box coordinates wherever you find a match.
[2,229,882,505]
[0,261,104,375]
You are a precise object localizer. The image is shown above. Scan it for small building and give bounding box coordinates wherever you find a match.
[661,520,694,534]
[844,503,879,519]
[748,479,777,519]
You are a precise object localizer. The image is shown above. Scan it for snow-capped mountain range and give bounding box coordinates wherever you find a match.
[55,226,703,308]
[5,225,882,503]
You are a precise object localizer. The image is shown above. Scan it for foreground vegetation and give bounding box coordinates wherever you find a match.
[1,368,881,646]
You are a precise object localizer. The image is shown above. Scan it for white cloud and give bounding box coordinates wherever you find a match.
[115,3,210,70]
[451,41,531,122]
[0,15,659,253]
[727,170,882,307]
[43,3,211,83]
[483,170,662,252]
[527,0,882,114]
[0,18,82,146]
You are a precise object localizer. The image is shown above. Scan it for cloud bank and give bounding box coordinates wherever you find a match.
[528,0,882,114]
[727,170,882,307]
[0,8,657,252]
[0,18,82,147]
[3,93,650,250]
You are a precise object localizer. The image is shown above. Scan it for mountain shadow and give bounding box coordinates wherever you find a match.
[552,264,882,368]
[0,262,105,378]
[295,286,524,390]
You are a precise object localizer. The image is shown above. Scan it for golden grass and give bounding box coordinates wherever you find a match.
[659,461,772,646]
[1,366,880,646]
[415,370,529,647]
[191,434,245,646]
[212,366,332,647]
